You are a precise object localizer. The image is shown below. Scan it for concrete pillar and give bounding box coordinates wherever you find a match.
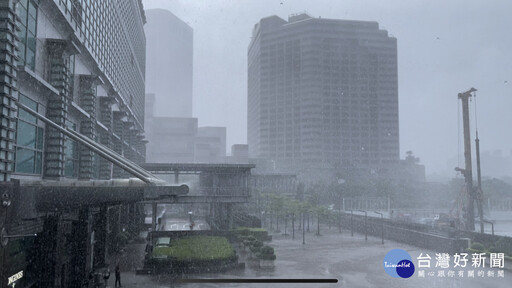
[83,209,94,272]
[78,75,98,180]
[94,206,108,268]
[152,202,157,231]
[45,40,73,179]
[174,170,179,184]
[98,96,114,179]
[112,112,125,178]
[0,1,18,182]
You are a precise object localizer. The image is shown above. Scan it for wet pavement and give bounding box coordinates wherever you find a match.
[162,218,210,231]
[110,226,511,288]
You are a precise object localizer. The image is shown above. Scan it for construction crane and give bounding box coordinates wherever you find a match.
[455,88,484,232]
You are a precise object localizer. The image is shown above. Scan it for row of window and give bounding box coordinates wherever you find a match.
[57,0,146,124]
[15,95,43,174]
[17,0,37,70]
[14,95,79,177]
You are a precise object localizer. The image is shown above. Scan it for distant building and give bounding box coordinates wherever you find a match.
[248,13,399,181]
[196,127,227,163]
[147,116,198,163]
[250,173,298,198]
[228,144,250,164]
[145,95,226,163]
[145,9,193,117]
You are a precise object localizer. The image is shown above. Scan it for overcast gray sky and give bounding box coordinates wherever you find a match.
[142,0,512,178]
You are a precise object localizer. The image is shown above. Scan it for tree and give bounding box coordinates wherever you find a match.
[314,205,329,236]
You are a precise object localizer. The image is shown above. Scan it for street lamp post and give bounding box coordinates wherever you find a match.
[350,210,354,237]
[337,178,345,233]
[374,211,384,244]
[358,210,367,241]
[338,201,342,233]
[302,212,306,245]
[188,211,194,230]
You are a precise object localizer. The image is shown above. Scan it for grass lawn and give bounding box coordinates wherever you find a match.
[153,236,235,261]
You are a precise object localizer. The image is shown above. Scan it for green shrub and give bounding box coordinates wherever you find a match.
[250,245,261,253]
[494,237,512,257]
[238,229,250,236]
[233,227,268,242]
[260,245,274,255]
[252,240,263,248]
[471,242,485,251]
[235,227,266,232]
[243,235,257,246]
[256,252,276,260]
[488,246,501,253]
[256,245,276,260]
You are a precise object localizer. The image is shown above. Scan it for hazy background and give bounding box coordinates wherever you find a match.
[142,0,512,179]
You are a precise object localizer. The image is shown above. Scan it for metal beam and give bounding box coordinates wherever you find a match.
[18,102,161,184]
[32,184,189,212]
[140,163,255,173]
[142,195,249,204]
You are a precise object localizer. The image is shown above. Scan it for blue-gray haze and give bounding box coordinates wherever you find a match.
[143,0,512,179]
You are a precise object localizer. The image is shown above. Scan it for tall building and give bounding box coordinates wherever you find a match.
[248,13,399,180]
[145,9,193,117]
[1,0,148,182]
[0,0,148,285]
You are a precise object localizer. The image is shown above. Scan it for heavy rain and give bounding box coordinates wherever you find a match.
[1,0,511,288]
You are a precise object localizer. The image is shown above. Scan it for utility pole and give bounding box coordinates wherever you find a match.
[456,88,476,231]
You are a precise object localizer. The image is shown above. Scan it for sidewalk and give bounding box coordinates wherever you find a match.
[105,243,161,288]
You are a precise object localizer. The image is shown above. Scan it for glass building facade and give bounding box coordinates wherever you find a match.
[55,0,146,125]
[16,0,37,70]
[0,0,147,181]
[15,94,44,175]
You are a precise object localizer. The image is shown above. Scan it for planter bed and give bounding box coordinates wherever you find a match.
[147,236,239,274]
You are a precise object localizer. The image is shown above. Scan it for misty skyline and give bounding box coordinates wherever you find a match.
[145,9,193,117]
[142,0,512,178]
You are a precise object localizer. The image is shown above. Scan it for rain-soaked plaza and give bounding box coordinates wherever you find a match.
[116,225,510,288]
[3,1,512,287]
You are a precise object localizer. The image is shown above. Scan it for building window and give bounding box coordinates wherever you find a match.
[15,95,44,174]
[16,0,38,71]
[71,0,83,28]
[64,122,78,177]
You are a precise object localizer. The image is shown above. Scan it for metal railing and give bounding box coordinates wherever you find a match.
[18,102,162,185]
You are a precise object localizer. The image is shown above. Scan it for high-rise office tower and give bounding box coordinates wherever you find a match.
[248,13,399,179]
[145,9,193,117]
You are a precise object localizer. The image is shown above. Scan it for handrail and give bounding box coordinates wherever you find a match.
[18,102,159,184]
[66,128,154,179]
